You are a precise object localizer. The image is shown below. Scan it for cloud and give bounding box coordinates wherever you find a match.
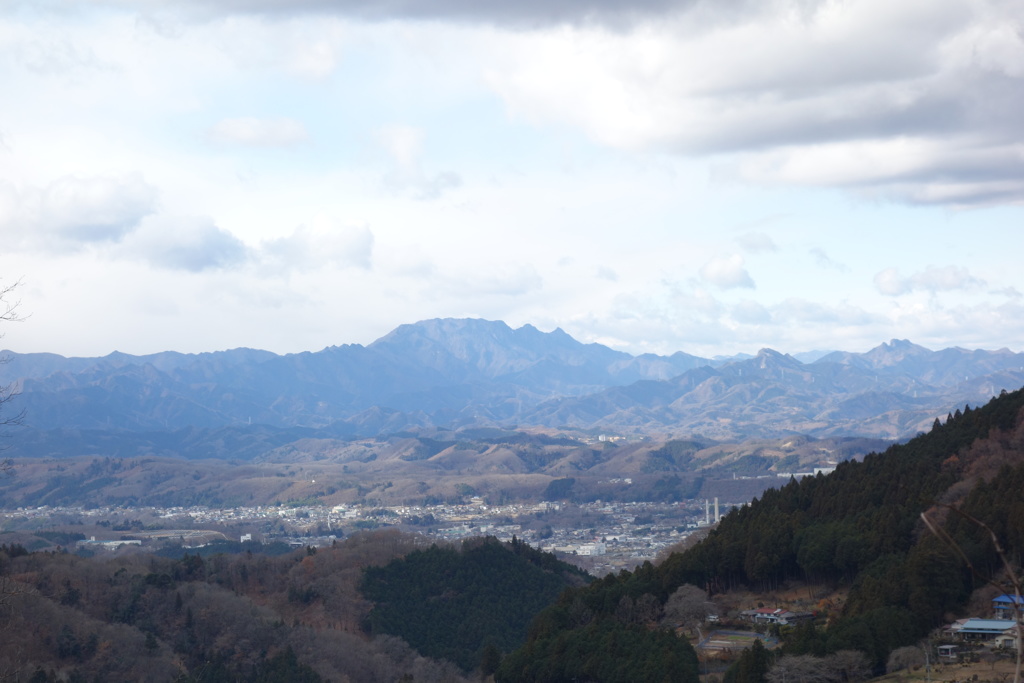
[110,0,707,29]
[810,247,847,272]
[737,232,776,253]
[428,264,544,298]
[0,174,158,250]
[207,117,309,146]
[772,298,878,326]
[16,35,107,76]
[699,254,754,289]
[121,215,250,271]
[596,266,618,282]
[731,137,1024,206]
[874,265,985,296]
[376,124,462,200]
[14,1,1023,208]
[732,299,771,324]
[994,286,1021,299]
[260,214,374,271]
[478,0,1024,206]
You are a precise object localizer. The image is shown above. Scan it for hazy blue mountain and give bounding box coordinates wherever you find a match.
[2,319,715,433]
[3,320,1023,445]
[519,343,1024,439]
[818,339,1024,386]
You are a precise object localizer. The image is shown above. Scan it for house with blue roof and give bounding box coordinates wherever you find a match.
[992,594,1024,621]
[949,618,1017,642]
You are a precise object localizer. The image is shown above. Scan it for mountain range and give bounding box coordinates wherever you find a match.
[3,318,1023,446]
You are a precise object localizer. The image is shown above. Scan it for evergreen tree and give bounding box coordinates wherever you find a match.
[724,639,772,683]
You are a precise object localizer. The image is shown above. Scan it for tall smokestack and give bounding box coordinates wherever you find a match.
[705,499,710,525]
[715,497,720,523]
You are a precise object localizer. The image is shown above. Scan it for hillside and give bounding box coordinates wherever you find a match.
[361,536,590,671]
[0,528,596,682]
[523,344,1024,439]
[0,430,887,509]
[3,390,1023,682]
[3,319,1023,449]
[498,387,1024,680]
[0,530,474,682]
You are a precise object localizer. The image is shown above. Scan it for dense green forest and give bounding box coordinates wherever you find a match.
[499,387,1024,680]
[360,536,590,671]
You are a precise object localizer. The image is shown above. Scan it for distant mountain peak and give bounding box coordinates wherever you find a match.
[877,338,930,353]
[861,339,933,367]
[751,348,804,369]
[6,319,1024,443]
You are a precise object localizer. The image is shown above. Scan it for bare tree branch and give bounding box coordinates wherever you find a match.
[922,505,1022,683]
[0,279,25,456]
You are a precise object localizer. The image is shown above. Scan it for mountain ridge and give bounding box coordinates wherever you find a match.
[3,318,1023,445]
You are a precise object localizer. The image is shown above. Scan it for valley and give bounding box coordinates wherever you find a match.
[1,496,712,575]
[3,320,1024,682]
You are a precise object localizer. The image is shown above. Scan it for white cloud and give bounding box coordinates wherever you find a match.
[699,254,754,289]
[376,125,423,172]
[16,34,108,76]
[810,247,847,272]
[874,265,985,296]
[207,117,309,146]
[260,214,374,271]
[0,174,158,250]
[773,298,877,326]
[994,286,1021,299]
[1,1,1022,360]
[376,124,462,200]
[732,299,771,324]
[480,0,1024,206]
[286,35,342,78]
[436,264,543,298]
[737,232,776,253]
[730,137,1024,206]
[120,215,250,271]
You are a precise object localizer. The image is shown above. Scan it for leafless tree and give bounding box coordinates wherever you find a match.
[767,654,835,683]
[886,645,925,673]
[830,649,872,682]
[663,583,713,631]
[0,282,27,672]
[767,651,871,683]
[0,575,31,682]
[0,279,25,681]
[0,279,25,468]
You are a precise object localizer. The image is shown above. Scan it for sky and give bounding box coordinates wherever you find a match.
[1,0,1023,359]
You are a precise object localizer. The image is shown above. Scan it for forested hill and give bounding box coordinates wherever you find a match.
[360,536,590,672]
[499,387,1024,680]
[659,387,1024,597]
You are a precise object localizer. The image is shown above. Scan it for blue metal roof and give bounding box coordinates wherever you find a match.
[993,594,1024,605]
[959,619,1017,633]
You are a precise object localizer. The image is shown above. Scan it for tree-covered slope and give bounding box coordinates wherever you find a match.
[496,560,701,683]
[500,387,1024,677]
[659,387,1024,600]
[0,530,474,682]
[360,536,590,671]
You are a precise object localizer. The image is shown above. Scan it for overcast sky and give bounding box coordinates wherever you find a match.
[1,0,1022,359]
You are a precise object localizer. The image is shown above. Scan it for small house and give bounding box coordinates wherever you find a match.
[740,608,814,626]
[952,618,1016,641]
[992,594,1024,620]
